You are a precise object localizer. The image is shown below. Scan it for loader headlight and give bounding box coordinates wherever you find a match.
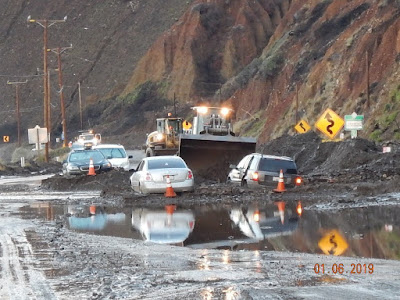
[156,133,164,141]
[220,107,230,117]
[196,106,208,114]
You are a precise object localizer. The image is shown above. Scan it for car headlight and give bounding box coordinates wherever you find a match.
[67,165,79,170]
[102,162,111,168]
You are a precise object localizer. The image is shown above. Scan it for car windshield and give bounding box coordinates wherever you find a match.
[147,159,186,170]
[69,151,104,162]
[80,134,94,140]
[97,148,126,158]
[258,158,297,174]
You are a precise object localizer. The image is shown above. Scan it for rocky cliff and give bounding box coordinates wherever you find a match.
[122,0,400,144]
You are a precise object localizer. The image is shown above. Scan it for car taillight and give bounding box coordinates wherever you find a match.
[252,171,259,181]
[187,170,193,179]
[145,173,152,181]
[189,221,194,230]
[253,210,260,222]
[295,176,302,186]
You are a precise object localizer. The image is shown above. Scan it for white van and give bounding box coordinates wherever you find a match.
[93,144,132,171]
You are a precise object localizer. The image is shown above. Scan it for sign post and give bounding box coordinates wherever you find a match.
[344,112,364,139]
[28,125,48,158]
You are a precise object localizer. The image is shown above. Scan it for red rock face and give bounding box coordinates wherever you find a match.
[124,0,287,101]
[124,0,400,143]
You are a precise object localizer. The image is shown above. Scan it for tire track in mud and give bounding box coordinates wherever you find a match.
[0,217,56,299]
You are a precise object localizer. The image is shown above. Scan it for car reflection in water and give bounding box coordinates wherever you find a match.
[67,205,125,231]
[131,205,195,246]
[230,202,299,241]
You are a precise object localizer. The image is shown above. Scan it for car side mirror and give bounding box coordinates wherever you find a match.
[129,169,136,172]
[128,155,133,159]
[62,160,67,164]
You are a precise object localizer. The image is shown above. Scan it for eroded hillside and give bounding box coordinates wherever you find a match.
[121,0,400,145]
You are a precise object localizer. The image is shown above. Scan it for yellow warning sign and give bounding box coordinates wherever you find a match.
[315,108,344,139]
[318,229,348,256]
[182,120,192,130]
[294,120,311,134]
[3,136,9,143]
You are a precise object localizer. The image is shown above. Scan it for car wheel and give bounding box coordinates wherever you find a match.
[241,179,248,187]
[226,177,232,184]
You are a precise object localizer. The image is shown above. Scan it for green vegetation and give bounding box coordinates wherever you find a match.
[369,129,382,142]
[237,111,266,137]
[345,35,354,48]
[259,53,285,79]
[381,111,398,128]
[50,147,71,161]
[370,86,400,141]
[377,231,400,260]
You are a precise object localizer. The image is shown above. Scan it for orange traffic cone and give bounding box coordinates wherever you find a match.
[165,205,176,214]
[88,158,96,176]
[273,169,286,193]
[165,205,176,226]
[89,205,96,215]
[275,201,285,224]
[164,175,176,198]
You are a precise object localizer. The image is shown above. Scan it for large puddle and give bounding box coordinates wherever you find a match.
[19,200,400,260]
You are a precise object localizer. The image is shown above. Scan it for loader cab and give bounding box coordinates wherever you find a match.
[156,118,183,136]
[192,106,234,136]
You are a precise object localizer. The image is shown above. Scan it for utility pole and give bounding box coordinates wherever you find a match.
[27,15,67,162]
[7,80,28,146]
[49,45,72,147]
[78,82,83,130]
[366,51,370,109]
[295,84,299,125]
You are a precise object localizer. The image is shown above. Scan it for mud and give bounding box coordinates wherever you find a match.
[34,132,400,208]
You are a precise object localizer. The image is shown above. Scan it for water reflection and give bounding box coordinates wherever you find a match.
[131,205,195,245]
[67,205,126,231]
[20,200,400,260]
[229,202,299,240]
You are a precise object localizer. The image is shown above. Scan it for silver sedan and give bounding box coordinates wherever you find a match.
[130,156,194,194]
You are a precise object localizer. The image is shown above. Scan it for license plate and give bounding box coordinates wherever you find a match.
[164,175,174,181]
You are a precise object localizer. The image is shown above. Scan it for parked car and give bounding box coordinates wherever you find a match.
[93,144,132,171]
[62,149,112,176]
[130,156,194,194]
[227,153,302,188]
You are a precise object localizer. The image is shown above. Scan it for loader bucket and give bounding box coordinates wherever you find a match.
[179,134,257,182]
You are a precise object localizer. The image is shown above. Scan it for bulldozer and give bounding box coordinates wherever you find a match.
[145,107,257,182]
[179,106,257,182]
[145,117,183,157]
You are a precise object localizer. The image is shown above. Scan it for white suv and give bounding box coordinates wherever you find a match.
[93,144,132,171]
[227,153,302,188]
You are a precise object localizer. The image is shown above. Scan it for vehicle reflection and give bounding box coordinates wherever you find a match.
[20,199,400,260]
[229,203,299,240]
[131,205,195,245]
[66,205,127,232]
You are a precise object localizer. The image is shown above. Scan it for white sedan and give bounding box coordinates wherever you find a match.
[130,156,194,194]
